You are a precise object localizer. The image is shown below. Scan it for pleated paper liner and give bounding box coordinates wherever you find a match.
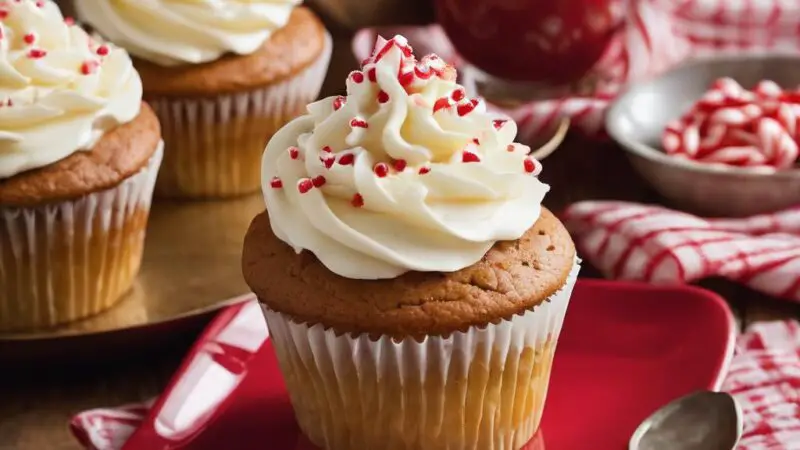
[149,33,333,199]
[266,261,580,450]
[0,144,163,332]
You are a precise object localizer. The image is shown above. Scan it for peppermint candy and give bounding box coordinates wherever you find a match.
[663,78,800,170]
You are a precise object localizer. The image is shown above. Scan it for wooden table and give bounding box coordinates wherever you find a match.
[3,26,800,450]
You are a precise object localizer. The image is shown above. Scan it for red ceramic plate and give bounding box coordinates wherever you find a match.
[121,280,735,450]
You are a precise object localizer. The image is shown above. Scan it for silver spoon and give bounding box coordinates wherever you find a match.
[630,391,743,450]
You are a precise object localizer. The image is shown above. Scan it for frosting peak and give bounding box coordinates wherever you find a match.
[0,0,142,179]
[75,0,302,67]
[263,35,550,279]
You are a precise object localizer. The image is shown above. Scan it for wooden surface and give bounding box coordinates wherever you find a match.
[3,22,800,450]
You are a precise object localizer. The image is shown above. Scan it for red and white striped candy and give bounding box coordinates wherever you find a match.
[663,78,800,171]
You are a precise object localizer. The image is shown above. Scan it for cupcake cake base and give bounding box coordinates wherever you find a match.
[265,261,577,450]
[0,145,162,331]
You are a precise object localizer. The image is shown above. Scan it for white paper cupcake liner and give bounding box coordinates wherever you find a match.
[149,32,333,199]
[0,143,163,332]
[265,260,580,450]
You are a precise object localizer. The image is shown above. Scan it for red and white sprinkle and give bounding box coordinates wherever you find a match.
[462,151,481,163]
[374,163,389,177]
[338,153,355,166]
[312,175,326,188]
[377,91,390,104]
[350,118,368,129]
[297,178,313,194]
[332,96,346,111]
[27,48,46,59]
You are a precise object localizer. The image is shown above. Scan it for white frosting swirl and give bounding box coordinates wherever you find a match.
[0,0,142,179]
[75,0,301,67]
[263,36,550,280]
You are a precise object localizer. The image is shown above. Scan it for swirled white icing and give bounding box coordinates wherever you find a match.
[75,0,301,66]
[263,35,550,279]
[0,0,142,179]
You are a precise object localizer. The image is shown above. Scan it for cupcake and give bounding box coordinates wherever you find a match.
[242,36,578,449]
[74,0,332,199]
[0,0,162,331]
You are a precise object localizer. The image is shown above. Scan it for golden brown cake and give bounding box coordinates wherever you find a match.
[75,2,332,199]
[241,34,579,450]
[243,207,575,337]
[0,1,162,332]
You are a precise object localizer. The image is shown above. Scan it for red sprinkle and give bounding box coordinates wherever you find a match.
[64,17,75,26]
[398,70,415,87]
[433,98,451,113]
[374,163,389,177]
[27,49,47,59]
[351,71,365,83]
[350,118,368,129]
[462,151,481,163]
[338,153,355,166]
[297,179,313,194]
[23,33,35,45]
[96,45,110,56]
[472,138,481,145]
[392,159,407,172]
[35,0,45,7]
[80,60,99,75]
[351,193,364,208]
[457,99,480,117]
[418,166,431,175]
[312,175,326,188]
[523,158,537,174]
[322,146,332,153]
[0,10,9,19]
[288,146,300,159]
[493,119,508,130]
[507,144,516,152]
[451,89,466,102]
[332,96,346,111]
[377,90,390,104]
[367,68,377,82]
[269,177,283,189]
[6,98,12,107]
[320,155,335,169]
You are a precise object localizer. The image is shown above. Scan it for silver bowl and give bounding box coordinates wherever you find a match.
[606,55,800,217]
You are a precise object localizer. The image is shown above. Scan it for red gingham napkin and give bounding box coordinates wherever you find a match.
[68,317,800,450]
[562,201,800,300]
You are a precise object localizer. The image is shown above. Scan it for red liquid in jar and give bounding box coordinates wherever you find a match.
[436,0,625,84]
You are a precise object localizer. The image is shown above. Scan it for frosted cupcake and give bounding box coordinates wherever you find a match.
[0,0,162,331]
[242,36,578,449]
[74,0,331,199]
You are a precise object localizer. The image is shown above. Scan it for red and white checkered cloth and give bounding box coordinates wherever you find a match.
[562,201,800,300]
[68,317,800,450]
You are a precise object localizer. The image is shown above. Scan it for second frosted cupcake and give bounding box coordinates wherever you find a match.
[75,0,331,199]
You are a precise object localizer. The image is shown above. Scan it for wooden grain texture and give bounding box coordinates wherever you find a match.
[1,14,799,450]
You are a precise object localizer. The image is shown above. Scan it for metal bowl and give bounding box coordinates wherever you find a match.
[606,55,800,217]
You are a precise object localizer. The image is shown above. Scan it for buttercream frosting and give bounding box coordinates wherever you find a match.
[0,0,142,179]
[263,35,550,280]
[75,0,301,67]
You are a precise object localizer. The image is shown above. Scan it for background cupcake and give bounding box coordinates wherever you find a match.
[74,0,332,199]
[242,36,579,449]
[0,0,162,331]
